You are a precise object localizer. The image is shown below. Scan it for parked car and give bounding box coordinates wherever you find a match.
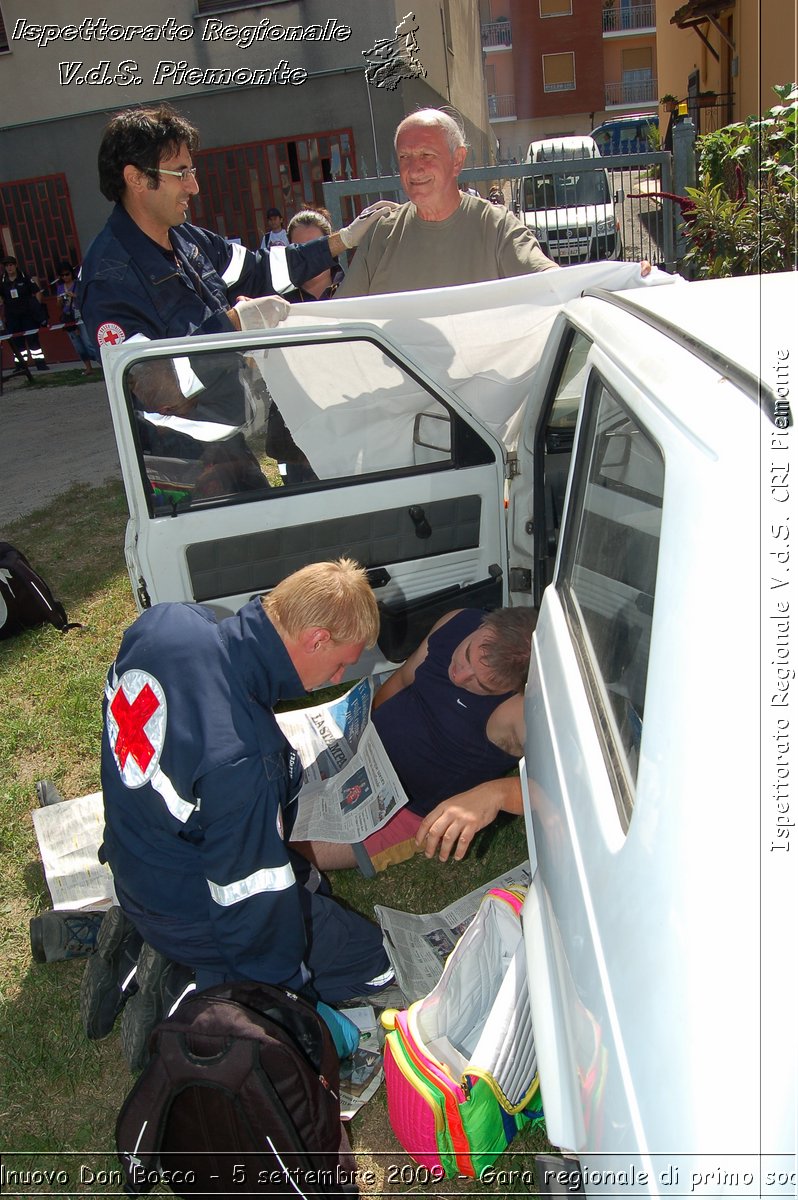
[101,264,796,1196]
[590,114,659,155]
[518,137,621,265]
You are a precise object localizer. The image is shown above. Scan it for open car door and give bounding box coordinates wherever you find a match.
[103,319,510,672]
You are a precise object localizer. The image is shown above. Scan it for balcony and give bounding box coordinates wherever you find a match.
[602,2,656,33]
[488,93,517,120]
[604,77,658,106]
[482,19,512,49]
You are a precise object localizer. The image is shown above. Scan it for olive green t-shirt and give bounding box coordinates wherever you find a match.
[337,193,556,297]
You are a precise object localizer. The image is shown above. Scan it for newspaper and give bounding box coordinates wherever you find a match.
[31,791,116,911]
[374,861,532,1002]
[280,678,410,843]
[337,1005,385,1119]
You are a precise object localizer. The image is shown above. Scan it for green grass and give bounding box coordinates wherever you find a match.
[0,483,546,1194]
[4,365,103,390]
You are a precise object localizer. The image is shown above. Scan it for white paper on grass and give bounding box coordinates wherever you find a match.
[31,792,117,910]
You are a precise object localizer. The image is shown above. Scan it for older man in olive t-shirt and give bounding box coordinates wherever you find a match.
[336,109,558,297]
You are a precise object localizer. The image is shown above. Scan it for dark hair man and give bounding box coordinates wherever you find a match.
[78,104,394,351]
[297,606,537,874]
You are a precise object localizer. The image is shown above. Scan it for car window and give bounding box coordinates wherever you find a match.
[558,375,664,820]
[123,338,492,516]
[523,170,610,211]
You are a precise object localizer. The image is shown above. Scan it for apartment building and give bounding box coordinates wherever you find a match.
[0,0,492,286]
[480,0,658,159]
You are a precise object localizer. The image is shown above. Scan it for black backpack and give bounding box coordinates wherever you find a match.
[0,542,77,640]
[115,981,359,1197]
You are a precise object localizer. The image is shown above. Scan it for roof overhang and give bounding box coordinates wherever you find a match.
[671,0,734,28]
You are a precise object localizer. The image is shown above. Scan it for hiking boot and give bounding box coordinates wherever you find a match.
[80,906,143,1040]
[29,909,104,963]
[35,778,64,807]
[120,944,195,1072]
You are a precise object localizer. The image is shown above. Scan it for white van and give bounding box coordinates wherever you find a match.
[101,264,796,1196]
[519,135,621,265]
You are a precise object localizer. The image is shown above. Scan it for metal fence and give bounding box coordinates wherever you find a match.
[323,150,676,271]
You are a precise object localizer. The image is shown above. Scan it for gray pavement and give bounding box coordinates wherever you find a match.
[0,370,121,531]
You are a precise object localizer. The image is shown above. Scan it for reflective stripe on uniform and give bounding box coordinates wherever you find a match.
[221,241,248,287]
[268,245,293,294]
[207,862,295,907]
[151,765,196,824]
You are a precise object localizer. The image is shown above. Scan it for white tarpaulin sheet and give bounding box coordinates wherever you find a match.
[246,262,677,479]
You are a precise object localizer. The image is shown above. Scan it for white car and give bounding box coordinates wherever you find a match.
[102,263,796,1197]
[519,137,622,265]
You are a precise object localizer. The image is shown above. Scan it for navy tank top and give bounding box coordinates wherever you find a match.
[372,609,519,817]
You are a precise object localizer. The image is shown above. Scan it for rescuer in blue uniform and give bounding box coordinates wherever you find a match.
[77,103,393,351]
[84,559,394,1070]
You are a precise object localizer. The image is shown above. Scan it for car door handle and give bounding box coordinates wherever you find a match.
[408,506,432,539]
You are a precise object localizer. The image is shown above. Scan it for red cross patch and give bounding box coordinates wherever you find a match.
[107,669,166,786]
[97,321,126,347]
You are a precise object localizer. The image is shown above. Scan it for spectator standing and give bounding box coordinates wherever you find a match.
[55,261,98,376]
[0,256,50,371]
[260,206,290,250]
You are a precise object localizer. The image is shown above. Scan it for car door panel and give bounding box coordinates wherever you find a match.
[105,325,509,671]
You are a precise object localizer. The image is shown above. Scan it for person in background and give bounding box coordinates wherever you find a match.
[0,256,50,371]
[285,208,344,302]
[261,206,290,250]
[54,261,98,376]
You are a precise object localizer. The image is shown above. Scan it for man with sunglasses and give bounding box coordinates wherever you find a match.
[77,103,393,352]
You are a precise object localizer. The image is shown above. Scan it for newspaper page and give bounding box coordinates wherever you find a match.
[337,1005,385,1120]
[276,677,374,786]
[375,861,532,1002]
[281,679,411,843]
[31,792,117,911]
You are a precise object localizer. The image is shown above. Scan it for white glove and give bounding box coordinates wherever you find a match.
[233,295,291,331]
[339,200,400,249]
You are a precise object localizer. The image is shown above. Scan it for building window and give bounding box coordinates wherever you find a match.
[542,52,576,92]
[621,46,654,104]
[0,5,10,53]
[540,0,573,15]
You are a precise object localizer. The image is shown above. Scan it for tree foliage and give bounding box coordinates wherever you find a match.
[683,83,797,277]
